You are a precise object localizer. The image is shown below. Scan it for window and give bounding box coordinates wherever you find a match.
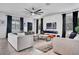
[27,22,32,32]
[12,17,20,33]
[66,13,73,37]
[66,13,73,31]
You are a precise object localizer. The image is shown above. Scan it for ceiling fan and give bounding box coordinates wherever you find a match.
[24,7,43,15]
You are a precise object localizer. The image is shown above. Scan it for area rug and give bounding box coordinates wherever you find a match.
[35,43,53,53]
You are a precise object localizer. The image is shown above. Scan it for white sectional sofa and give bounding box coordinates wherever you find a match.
[53,36,79,55]
[8,33,34,51]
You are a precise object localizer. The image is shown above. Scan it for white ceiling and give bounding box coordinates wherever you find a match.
[0,3,79,17]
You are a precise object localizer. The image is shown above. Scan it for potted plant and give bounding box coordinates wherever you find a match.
[75,26,79,33]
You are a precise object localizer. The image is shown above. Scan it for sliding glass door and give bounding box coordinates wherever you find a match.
[78,12,79,26]
[66,13,73,37]
[75,12,79,32]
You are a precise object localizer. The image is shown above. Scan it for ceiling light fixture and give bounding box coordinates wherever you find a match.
[31,13,35,15]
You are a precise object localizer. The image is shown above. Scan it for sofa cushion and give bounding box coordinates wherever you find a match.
[69,32,77,39]
[17,33,25,36]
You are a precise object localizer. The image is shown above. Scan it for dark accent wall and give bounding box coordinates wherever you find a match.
[6,15,12,38]
[62,14,66,38]
[73,11,78,32]
[40,18,43,34]
[36,19,39,34]
[20,17,24,32]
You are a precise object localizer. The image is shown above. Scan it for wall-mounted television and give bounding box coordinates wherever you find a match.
[46,22,56,29]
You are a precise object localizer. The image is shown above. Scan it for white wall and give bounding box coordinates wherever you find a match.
[43,14,62,36]
[24,14,63,36]
[0,13,7,38]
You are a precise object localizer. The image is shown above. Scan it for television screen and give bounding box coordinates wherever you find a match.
[46,22,56,29]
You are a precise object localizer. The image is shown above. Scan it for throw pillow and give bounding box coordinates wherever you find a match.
[69,32,77,39]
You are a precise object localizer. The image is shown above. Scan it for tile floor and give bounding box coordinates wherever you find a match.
[0,38,56,55]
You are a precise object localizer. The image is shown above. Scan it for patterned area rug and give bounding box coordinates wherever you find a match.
[37,44,53,53]
[34,40,53,53]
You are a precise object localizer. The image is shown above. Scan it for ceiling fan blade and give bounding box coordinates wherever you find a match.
[35,12,42,15]
[34,11,43,14]
[25,8,33,13]
[35,9,41,12]
[37,12,43,13]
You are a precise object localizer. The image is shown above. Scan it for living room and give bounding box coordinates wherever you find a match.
[0,3,79,55]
